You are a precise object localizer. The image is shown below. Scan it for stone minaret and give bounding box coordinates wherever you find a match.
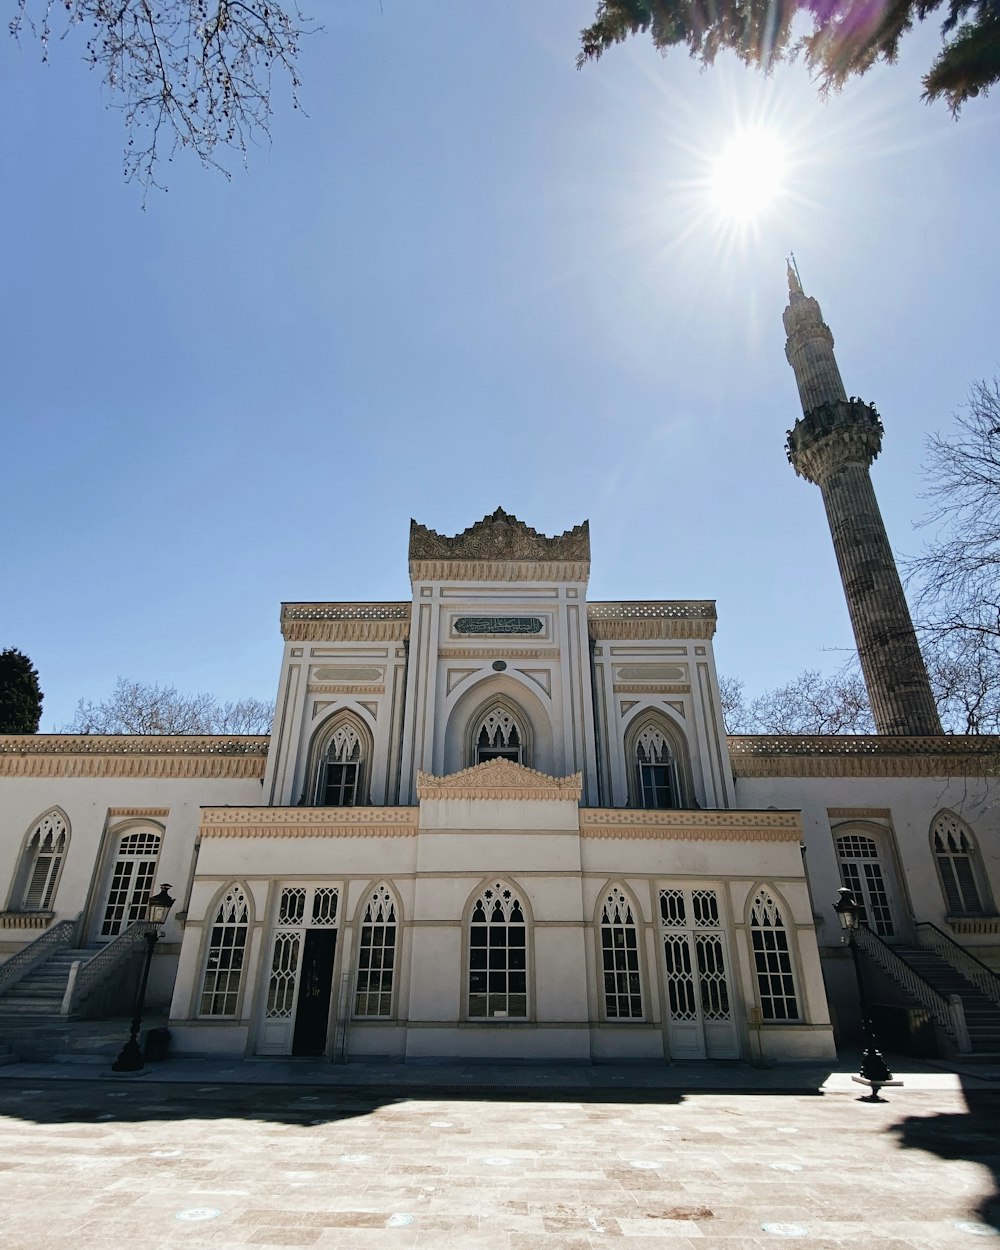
[783,264,941,736]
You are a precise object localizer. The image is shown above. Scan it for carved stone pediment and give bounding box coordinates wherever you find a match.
[417,757,582,802]
[409,509,590,564]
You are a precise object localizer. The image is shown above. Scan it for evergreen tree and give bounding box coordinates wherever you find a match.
[0,649,44,734]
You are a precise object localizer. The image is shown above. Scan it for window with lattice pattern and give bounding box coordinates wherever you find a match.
[600,885,643,1018]
[749,889,799,1022]
[199,885,250,1017]
[100,829,162,937]
[355,884,397,1017]
[475,707,523,764]
[468,883,527,1019]
[933,813,987,916]
[836,834,894,937]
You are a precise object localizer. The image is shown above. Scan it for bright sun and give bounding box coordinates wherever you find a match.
[709,128,788,223]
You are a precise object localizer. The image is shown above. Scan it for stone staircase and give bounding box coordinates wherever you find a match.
[893,945,1000,1054]
[0,945,102,1018]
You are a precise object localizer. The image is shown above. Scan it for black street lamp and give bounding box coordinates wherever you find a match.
[111,884,175,1074]
[833,887,902,1101]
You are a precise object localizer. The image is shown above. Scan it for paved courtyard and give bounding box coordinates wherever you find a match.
[0,1073,997,1249]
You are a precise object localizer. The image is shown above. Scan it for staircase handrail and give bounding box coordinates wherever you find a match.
[0,916,81,997]
[915,921,1000,1007]
[61,921,154,1017]
[853,925,971,1052]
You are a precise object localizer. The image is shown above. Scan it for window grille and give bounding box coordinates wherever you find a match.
[311,888,339,926]
[475,707,522,764]
[635,725,679,809]
[600,885,643,1018]
[468,882,527,1019]
[659,888,686,927]
[933,813,984,915]
[100,829,161,937]
[20,813,68,911]
[836,834,894,937]
[749,889,799,1022]
[355,884,397,1017]
[278,887,306,926]
[316,723,363,806]
[199,885,250,1017]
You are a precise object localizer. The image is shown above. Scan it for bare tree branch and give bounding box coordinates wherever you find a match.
[64,677,273,733]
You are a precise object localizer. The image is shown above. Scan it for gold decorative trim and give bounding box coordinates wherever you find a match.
[108,807,170,818]
[283,621,409,643]
[947,916,1000,935]
[591,622,716,641]
[0,912,53,929]
[417,757,582,802]
[410,559,590,583]
[200,807,419,838]
[306,684,386,695]
[438,648,555,660]
[827,808,891,819]
[0,735,268,779]
[612,684,691,695]
[580,808,801,842]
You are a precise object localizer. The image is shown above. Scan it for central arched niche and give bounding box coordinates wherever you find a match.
[441,674,555,778]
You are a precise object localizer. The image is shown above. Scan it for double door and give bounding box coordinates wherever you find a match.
[258,885,340,1056]
[660,886,739,1059]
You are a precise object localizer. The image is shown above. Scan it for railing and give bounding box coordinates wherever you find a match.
[854,926,971,1054]
[915,922,1000,1008]
[61,922,153,1018]
[0,916,80,998]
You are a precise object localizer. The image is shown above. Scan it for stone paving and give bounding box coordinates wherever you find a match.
[0,1068,998,1250]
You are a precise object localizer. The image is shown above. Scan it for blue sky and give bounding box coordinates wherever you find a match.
[2,2,998,729]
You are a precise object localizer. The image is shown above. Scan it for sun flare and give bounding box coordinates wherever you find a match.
[709,128,788,223]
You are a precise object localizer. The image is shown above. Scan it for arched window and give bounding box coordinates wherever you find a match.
[599,884,643,1018]
[99,828,162,937]
[468,881,527,1019]
[749,888,799,1022]
[354,883,398,1018]
[199,884,251,1018]
[474,705,524,765]
[633,723,681,809]
[15,811,68,912]
[313,716,370,806]
[836,833,894,937]
[933,812,990,916]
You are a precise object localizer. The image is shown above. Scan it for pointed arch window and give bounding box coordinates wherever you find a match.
[599,884,643,1018]
[749,888,799,1022]
[199,884,250,1017]
[355,884,398,1017]
[17,812,68,912]
[933,813,990,916]
[468,882,528,1019]
[635,724,680,809]
[315,719,367,806]
[474,706,523,764]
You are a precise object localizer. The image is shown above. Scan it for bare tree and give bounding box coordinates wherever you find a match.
[721,668,875,735]
[65,677,272,733]
[10,0,309,187]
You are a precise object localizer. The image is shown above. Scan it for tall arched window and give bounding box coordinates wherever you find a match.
[836,833,894,937]
[468,881,528,1019]
[933,812,991,916]
[633,723,681,809]
[474,705,524,764]
[354,883,399,1017]
[199,884,251,1017]
[313,716,370,806]
[599,884,643,1018]
[749,888,799,1022]
[15,811,68,912]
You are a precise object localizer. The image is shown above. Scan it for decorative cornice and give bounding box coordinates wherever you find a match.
[108,807,170,818]
[200,807,419,838]
[827,808,891,820]
[0,735,268,779]
[438,648,555,660]
[417,757,582,802]
[281,603,410,643]
[587,602,716,641]
[409,510,590,576]
[728,734,1000,779]
[580,809,802,842]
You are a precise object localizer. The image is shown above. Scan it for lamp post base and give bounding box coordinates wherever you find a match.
[111,1036,145,1073]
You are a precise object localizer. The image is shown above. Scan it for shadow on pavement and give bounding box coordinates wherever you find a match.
[889,1081,1000,1232]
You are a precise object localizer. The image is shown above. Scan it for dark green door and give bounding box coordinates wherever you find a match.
[292,929,337,1056]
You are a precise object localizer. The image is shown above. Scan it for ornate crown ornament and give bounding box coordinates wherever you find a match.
[409,508,590,563]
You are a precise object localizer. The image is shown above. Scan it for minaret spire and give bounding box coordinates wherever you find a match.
[783,271,942,737]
